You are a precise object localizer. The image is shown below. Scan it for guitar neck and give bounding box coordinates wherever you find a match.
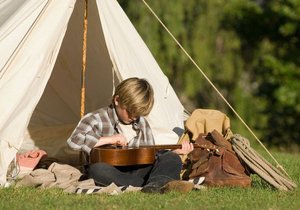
[100,143,217,151]
[139,143,215,150]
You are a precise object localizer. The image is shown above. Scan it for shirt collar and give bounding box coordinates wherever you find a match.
[108,104,141,132]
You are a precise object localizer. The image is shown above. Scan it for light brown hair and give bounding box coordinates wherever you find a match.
[113,77,154,117]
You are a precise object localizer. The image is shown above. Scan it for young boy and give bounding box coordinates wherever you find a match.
[67,77,193,193]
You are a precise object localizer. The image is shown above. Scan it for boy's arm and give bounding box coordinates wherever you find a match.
[67,113,128,154]
[67,113,101,154]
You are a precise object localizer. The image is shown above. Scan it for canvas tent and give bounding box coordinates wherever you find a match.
[0,0,186,186]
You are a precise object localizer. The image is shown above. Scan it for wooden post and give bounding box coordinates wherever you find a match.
[81,0,88,118]
[80,0,88,165]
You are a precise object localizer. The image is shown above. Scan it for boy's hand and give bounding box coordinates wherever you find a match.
[173,141,194,155]
[95,134,127,147]
[110,134,128,146]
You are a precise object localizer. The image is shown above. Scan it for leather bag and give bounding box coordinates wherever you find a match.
[187,130,251,187]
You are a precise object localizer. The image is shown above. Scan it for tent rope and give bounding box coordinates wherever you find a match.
[141,0,291,179]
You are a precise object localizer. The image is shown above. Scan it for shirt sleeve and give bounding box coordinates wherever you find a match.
[67,113,102,154]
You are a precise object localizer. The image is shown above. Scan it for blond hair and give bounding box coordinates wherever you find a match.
[113,77,154,116]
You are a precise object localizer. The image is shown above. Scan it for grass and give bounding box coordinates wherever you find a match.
[1,152,299,210]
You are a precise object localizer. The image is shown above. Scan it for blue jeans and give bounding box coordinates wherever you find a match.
[87,150,182,187]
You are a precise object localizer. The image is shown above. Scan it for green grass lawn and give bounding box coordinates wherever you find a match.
[1,152,299,210]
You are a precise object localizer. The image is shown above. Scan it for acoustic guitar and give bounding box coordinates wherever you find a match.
[90,143,218,166]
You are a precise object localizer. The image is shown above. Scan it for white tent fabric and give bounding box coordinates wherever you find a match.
[0,0,185,185]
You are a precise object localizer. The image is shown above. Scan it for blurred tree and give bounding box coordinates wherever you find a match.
[119,0,300,149]
[119,0,247,114]
[222,0,300,149]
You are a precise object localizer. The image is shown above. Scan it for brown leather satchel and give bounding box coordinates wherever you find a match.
[187,130,251,187]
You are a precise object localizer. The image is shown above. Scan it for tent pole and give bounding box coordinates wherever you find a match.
[80,0,89,165]
[81,0,88,118]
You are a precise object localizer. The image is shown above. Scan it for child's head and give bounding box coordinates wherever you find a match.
[113,77,154,122]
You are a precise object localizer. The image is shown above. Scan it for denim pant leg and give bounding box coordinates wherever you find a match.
[146,150,182,185]
[87,162,152,187]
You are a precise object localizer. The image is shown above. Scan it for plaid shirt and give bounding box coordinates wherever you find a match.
[67,105,155,154]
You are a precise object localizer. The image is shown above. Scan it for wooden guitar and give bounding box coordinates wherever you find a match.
[90,143,218,166]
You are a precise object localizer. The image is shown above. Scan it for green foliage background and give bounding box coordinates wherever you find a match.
[118,0,300,150]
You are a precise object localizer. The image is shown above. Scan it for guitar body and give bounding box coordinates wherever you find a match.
[90,146,156,166]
